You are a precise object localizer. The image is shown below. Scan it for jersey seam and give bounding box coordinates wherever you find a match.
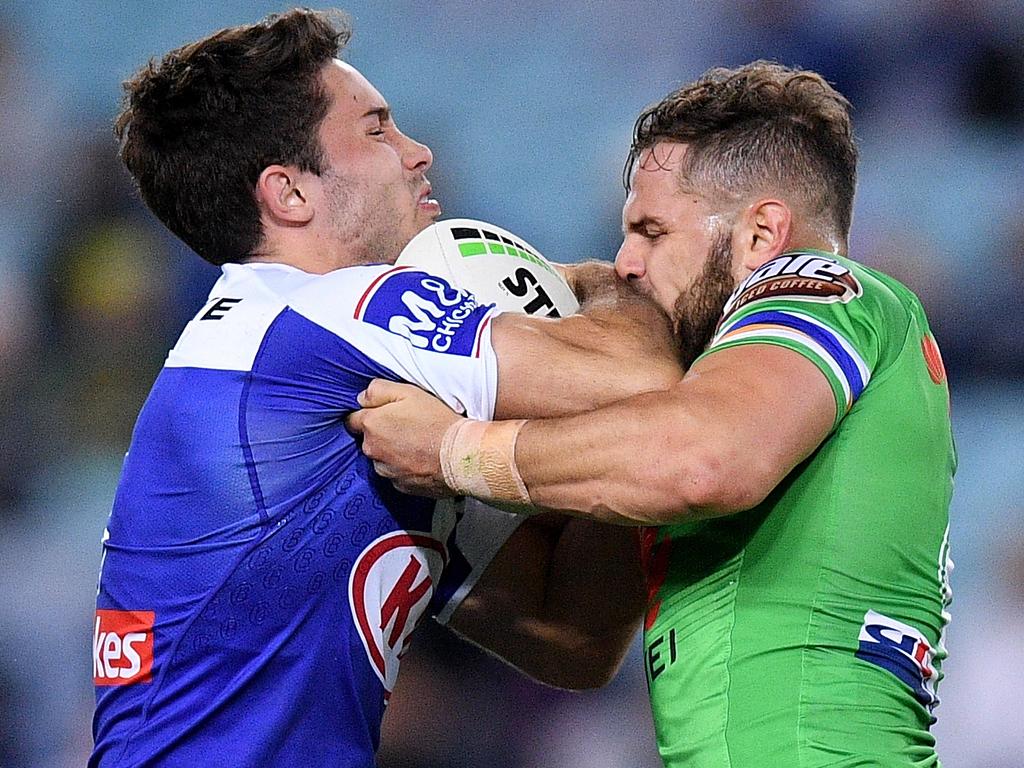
[115,311,287,763]
[723,548,743,768]
[287,304,420,387]
[796,443,842,768]
[239,310,287,527]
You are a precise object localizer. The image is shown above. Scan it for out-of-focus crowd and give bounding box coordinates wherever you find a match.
[1,2,1021,766]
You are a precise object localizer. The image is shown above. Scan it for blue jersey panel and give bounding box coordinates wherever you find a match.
[92,310,441,768]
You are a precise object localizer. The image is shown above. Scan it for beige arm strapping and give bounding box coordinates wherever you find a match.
[440,419,531,504]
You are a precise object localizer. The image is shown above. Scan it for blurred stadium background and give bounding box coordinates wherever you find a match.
[1,1,1022,766]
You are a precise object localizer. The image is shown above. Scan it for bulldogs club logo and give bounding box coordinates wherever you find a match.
[348,531,448,697]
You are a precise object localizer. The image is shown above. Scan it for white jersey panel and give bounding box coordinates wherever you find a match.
[285,264,502,420]
[164,263,306,372]
[165,261,502,421]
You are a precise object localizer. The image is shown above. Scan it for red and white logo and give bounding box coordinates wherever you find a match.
[93,609,155,686]
[349,532,447,697]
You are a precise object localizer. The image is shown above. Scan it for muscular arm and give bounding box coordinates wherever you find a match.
[351,264,678,688]
[517,343,835,523]
[488,262,683,419]
[447,514,645,689]
[352,342,835,525]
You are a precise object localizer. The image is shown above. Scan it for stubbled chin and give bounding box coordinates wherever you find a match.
[417,198,442,219]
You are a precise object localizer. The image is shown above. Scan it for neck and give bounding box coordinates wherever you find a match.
[247,232,358,275]
[787,222,847,257]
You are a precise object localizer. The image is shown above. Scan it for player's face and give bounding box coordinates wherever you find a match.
[315,60,440,265]
[615,142,740,366]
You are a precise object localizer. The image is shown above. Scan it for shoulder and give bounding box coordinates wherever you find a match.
[705,251,928,420]
[720,251,921,336]
[290,264,498,358]
[166,263,292,371]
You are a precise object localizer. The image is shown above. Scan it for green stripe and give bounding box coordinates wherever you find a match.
[455,238,558,276]
[458,242,487,257]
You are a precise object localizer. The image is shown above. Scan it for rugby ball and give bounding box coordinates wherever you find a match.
[396,218,579,317]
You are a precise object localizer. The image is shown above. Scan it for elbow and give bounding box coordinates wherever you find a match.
[644,450,774,525]
[556,667,621,692]
[563,637,633,690]
[519,619,639,690]
[532,636,632,691]
[642,359,686,393]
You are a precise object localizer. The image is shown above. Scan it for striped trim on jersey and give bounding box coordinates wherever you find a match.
[708,309,871,417]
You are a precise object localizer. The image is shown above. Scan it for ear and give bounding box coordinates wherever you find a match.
[255,165,315,225]
[733,199,792,271]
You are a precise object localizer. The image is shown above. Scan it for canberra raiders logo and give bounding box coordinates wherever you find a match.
[722,252,862,322]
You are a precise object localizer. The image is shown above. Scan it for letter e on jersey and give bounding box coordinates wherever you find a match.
[93,609,155,685]
[348,532,447,697]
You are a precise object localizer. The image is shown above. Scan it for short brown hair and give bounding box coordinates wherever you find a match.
[115,9,351,265]
[625,61,858,239]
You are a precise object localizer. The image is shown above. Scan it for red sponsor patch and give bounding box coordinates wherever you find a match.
[348,532,447,696]
[921,334,946,385]
[640,528,672,631]
[93,610,155,686]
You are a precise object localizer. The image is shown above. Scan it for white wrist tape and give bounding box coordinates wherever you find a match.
[440,419,531,504]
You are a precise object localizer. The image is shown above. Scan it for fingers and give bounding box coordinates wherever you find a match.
[371,461,439,498]
[357,378,421,408]
[348,378,406,434]
[345,409,365,434]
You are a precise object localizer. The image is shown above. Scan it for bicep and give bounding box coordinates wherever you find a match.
[517,341,836,523]
[489,313,681,419]
[681,342,836,506]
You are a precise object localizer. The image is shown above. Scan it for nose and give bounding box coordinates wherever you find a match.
[402,133,433,174]
[614,239,646,282]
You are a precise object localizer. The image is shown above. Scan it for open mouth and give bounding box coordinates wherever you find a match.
[417,186,441,215]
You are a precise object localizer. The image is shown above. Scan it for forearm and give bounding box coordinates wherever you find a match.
[515,388,716,525]
[492,265,682,420]
[449,514,645,689]
[512,346,835,524]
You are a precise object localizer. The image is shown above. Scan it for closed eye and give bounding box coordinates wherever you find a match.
[363,106,392,137]
[624,216,668,241]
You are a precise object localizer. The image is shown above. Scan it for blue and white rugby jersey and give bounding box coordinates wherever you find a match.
[90,262,522,768]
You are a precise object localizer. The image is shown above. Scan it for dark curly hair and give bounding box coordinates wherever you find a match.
[625,61,858,240]
[115,9,351,265]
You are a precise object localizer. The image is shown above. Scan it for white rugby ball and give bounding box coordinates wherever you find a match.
[396,218,579,317]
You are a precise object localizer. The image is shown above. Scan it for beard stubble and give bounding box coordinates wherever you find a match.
[672,229,737,370]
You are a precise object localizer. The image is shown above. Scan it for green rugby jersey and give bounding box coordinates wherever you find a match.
[642,250,955,768]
